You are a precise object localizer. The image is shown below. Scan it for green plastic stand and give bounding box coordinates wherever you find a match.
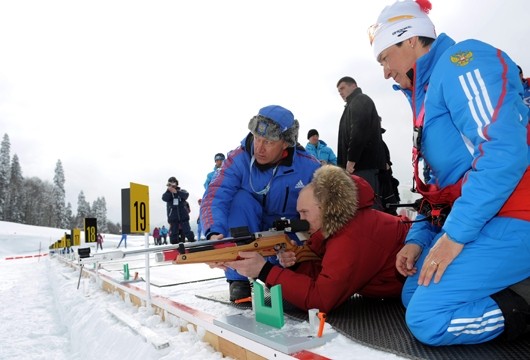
[123,263,130,280]
[253,281,284,329]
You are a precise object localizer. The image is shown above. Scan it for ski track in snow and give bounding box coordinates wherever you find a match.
[0,255,228,360]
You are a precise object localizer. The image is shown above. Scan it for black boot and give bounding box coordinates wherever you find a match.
[491,285,529,341]
[228,280,251,302]
[510,278,530,304]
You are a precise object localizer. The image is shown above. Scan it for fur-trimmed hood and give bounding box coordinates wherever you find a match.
[311,165,375,237]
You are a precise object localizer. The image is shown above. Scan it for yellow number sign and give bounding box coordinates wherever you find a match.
[72,228,81,246]
[84,218,97,243]
[130,182,150,234]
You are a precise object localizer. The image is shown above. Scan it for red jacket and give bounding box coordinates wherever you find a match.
[264,176,410,312]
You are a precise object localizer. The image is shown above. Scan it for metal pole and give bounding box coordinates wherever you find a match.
[145,232,151,308]
[77,264,84,290]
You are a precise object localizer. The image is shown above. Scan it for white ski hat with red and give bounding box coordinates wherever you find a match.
[369,0,436,60]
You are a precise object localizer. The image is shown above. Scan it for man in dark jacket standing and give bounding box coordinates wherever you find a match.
[162,177,195,244]
[336,76,386,207]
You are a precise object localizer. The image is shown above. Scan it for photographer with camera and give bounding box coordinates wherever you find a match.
[162,176,195,244]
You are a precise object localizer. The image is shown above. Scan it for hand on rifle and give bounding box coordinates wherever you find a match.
[223,251,266,278]
[220,240,298,277]
[276,240,297,268]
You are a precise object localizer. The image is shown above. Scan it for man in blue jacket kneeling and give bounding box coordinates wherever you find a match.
[200,105,321,301]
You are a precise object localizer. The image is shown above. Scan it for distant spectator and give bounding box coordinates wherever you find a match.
[117,232,127,249]
[96,233,104,251]
[152,227,160,245]
[518,65,530,155]
[305,129,337,165]
[518,65,530,105]
[160,225,168,245]
[204,153,225,189]
[196,199,204,240]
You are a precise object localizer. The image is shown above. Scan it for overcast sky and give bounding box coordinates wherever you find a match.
[1,0,528,228]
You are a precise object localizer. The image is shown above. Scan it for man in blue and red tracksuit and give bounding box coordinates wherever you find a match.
[200,105,320,301]
[370,0,530,346]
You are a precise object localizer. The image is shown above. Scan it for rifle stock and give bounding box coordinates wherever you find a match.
[156,233,319,264]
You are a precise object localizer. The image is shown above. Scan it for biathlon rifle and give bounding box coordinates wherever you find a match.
[155,218,320,265]
[76,244,183,265]
[387,198,450,226]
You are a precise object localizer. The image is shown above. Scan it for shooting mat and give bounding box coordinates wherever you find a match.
[196,291,530,359]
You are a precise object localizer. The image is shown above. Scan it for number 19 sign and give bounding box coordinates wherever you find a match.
[121,182,150,234]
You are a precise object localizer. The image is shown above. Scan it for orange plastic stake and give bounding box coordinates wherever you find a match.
[235,296,252,304]
[317,312,326,337]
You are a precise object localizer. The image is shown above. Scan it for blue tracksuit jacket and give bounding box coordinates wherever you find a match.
[201,134,320,237]
[305,140,338,165]
[398,33,530,346]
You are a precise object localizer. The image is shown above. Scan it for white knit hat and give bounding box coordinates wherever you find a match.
[369,0,436,60]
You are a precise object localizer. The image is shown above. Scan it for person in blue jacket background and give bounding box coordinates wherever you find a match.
[370,0,530,346]
[305,129,337,165]
[518,65,530,109]
[200,105,321,301]
[204,153,225,189]
[519,65,530,146]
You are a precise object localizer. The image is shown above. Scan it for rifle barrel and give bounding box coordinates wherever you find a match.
[386,202,419,209]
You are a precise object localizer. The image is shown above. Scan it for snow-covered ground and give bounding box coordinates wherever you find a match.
[0,221,404,359]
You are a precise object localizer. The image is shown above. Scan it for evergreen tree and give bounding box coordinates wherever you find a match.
[52,160,67,228]
[93,197,108,233]
[0,134,11,220]
[2,135,116,228]
[5,154,24,222]
[65,202,74,229]
[76,191,91,228]
[22,177,53,226]
[41,182,55,227]
[107,221,121,234]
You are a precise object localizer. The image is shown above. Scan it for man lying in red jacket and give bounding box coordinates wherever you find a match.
[222,165,411,313]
